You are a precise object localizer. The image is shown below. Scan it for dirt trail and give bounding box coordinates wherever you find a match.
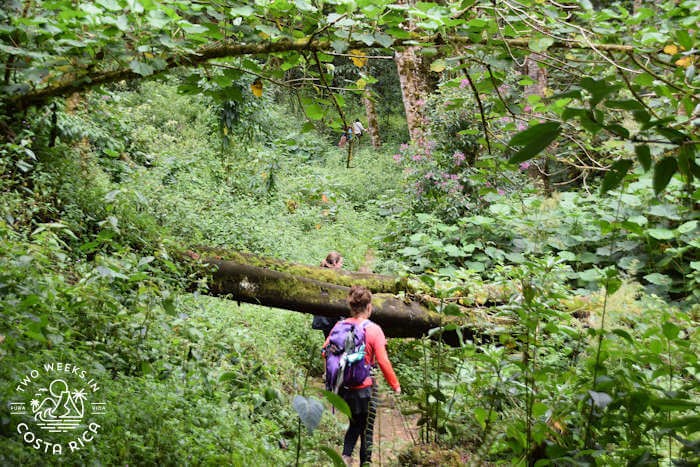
[370,392,418,467]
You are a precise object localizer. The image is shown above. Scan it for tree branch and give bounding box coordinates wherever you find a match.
[4,34,642,110]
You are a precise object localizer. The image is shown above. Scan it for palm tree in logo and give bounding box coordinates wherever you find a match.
[30,399,40,412]
[70,388,87,418]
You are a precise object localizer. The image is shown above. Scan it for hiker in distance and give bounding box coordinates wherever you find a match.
[311,252,344,338]
[352,119,366,143]
[323,285,401,466]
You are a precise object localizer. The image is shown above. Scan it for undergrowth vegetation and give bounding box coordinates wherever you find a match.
[0,79,398,465]
[1,73,698,466]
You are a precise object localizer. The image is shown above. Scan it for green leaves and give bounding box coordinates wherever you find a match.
[129,60,155,77]
[320,447,346,467]
[230,6,254,17]
[650,398,699,410]
[528,37,554,53]
[304,103,324,120]
[653,157,678,194]
[647,228,674,240]
[507,122,561,164]
[600,160,632,195]
[292,395,324,434]
[589,390,613,408]
[322,390,351,418]
[661,322,680,340]
[635,145,651,171]
[644,273,672,287]
[579,78,621,107]
[97,0,122,11]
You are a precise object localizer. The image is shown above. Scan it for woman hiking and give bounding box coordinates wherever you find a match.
[311,252,344,338]
[323,285,401,466]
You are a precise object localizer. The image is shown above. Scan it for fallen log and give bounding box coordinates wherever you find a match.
[196,255,494,341]
[191,246,409,294]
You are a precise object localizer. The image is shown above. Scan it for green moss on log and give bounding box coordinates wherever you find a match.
[192,246,409,294]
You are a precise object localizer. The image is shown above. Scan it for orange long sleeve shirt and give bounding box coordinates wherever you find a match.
[324,318,400,391]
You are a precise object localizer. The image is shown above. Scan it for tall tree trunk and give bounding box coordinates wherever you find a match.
[523,54,551,194]
[362,90,381,148]
[395,46,432,143]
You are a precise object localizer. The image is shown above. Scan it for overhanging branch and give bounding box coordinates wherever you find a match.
[5,34,640,110]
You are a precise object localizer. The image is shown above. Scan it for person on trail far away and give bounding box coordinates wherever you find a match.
[311,252,344,338]
[352,119,366,142]
[323,285,401,466]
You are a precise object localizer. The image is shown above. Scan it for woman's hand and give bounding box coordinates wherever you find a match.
[394,387,401,395]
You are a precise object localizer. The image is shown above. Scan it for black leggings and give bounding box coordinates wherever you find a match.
[341,386,377,465]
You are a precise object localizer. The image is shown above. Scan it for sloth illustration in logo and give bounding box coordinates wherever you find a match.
[32,379,86,422]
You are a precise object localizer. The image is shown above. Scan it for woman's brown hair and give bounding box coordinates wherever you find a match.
[347,285,372,316]
[321,251,342,268]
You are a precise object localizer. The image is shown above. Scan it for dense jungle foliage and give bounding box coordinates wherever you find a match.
[1,0,699,466]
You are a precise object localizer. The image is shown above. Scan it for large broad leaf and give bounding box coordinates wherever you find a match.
[322,390,351,418]
[579,78,621,107]
[589,390,613,408]
[600,160,633,195]
[678,220,698,234]
[374,33,394,48]
[635,145,652,171]
[320,447,346,467]
[644,273,672,287]
[292,395,324,435]
[647,228,674,240]
[653,157,678,194]
[662,322,680,340]
[509,122,560,146]
[507,122,561,164]
[650,398,699,410]
[305,103,324,120]
[678,143,696,180]
[529,37,554,53]
[604,99,646,111]
[129,60,154,77]
[508,122,561,164]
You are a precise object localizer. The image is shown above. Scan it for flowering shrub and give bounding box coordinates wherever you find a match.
[392,139,475,220]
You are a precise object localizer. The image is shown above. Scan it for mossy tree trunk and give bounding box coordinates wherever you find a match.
[394,46,432,143]
[190,246,408,293]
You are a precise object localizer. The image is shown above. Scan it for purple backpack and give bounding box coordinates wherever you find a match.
[324,320,373,393]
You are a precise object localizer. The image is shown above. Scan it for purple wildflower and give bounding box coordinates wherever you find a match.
[519,162,531,170]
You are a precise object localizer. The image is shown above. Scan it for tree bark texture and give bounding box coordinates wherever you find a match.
[523,54,552,195]
[362,90,381,148]
[394,46,431,142]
